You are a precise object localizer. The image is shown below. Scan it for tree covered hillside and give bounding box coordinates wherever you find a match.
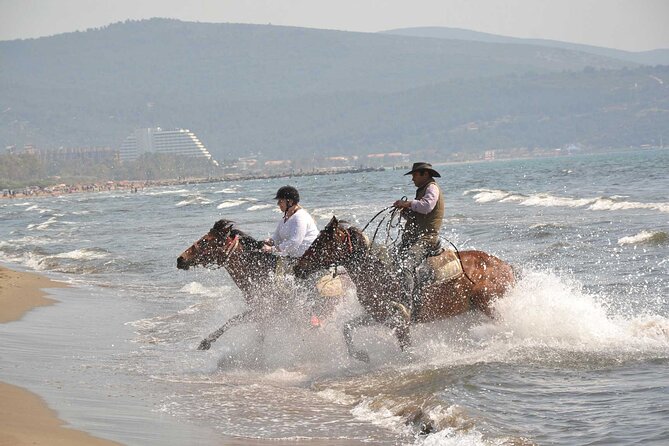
[1,18,666,161]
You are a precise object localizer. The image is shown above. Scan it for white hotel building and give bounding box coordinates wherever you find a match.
[119,128,219,165]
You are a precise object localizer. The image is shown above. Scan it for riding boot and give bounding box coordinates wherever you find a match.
[392,269,414,324]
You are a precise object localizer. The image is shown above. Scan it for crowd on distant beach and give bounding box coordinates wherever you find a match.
[1,181,148,199]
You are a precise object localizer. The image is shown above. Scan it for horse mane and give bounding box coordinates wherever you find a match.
[211,219,264,250]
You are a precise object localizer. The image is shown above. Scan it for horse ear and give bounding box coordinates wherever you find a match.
[328,216,339,228]
[212,219,233,234]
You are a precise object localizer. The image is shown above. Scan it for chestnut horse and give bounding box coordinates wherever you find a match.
[294,216,515,362]
[177,219,342,350]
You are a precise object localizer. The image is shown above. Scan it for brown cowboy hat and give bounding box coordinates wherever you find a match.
[404,162,441,178]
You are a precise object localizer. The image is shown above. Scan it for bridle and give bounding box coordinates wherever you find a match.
[195,230,240,267]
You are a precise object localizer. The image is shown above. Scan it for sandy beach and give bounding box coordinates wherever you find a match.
[0,265,123,446]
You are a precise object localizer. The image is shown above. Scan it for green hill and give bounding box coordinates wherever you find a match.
[1,18,666,161]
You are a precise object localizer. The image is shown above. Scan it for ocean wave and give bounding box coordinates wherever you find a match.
[176,196,213,207]
[618,230,668,246]
[465,189,669,214]
[217,199,247,209]
[145,189,190,196]
[350,395,488,444]
[26,216,59,231]
[215,187,239,194]
[316,388,357,405]
[24,204,54,214]
[0,251,49,271]
[247,204,274,211]
[179,281,232,298]
[51,248,109,260]
[590,198,669,213]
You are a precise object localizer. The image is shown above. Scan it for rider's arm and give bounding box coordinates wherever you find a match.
[410,183,439,214]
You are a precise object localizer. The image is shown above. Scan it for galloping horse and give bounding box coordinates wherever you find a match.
[177,219,342,350]
[294,216,515,361]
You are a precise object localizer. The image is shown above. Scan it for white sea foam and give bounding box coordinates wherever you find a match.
[179,281,230,298]
[482,270,669,352]
[217,199,246,209]
[415,428,487,446]
[24,204,54,214]
[145,189,190,196]
[466,189,669,214]
[351,397,411,432]
[521,194,595,208]
[176,196,212,207]
[618,230,668,246]
[27,216,58,230]
[590,198,669,213]
[247,204,273,211]
[3,251,48,271]
[215,188,238,194]
[51,248,108,260]
[316,388,357,405]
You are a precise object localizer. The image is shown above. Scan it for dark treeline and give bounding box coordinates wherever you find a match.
[0,153,218,189]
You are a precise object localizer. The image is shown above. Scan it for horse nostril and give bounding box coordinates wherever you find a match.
[176,256,189,270]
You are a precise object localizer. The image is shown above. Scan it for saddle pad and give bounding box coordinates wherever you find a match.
[316,274,345,298]
[426,249,463,283]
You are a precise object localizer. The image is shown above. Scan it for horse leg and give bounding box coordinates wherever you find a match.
[343,314,376,362]
[197,309,253,350]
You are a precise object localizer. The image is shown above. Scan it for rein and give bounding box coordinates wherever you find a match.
[360,197,407,247]
[360,204,477,286]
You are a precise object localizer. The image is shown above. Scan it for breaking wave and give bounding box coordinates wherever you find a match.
[466,189,669,213]
[618,230,668,246]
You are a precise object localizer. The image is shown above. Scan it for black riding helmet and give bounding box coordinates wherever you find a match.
[274,185,300,203]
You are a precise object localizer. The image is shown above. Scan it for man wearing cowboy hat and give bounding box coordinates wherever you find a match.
[392,162,444,323]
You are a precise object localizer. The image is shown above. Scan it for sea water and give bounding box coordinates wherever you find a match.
[1,149,668,445]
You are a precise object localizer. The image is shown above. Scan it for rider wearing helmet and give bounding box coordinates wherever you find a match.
[263,185,319,258]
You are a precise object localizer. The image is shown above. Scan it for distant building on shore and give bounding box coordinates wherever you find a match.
[119,128,219,165]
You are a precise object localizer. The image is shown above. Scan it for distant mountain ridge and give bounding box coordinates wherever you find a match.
[382,27,669,66]
[0,19,667,161]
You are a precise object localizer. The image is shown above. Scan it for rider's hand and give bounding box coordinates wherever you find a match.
[261,244,274,253]
[393,200,411,209]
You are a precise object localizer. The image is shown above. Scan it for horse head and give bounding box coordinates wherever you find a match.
[294,216,367,278]
[176,219,239,270]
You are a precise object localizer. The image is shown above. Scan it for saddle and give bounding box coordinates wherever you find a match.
[417,247,463,285]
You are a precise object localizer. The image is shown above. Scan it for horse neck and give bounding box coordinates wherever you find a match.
[220,245,274,293]
[341,242,395,290]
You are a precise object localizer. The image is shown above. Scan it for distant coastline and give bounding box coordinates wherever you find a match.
[1,166,385,199]
[3,146,666,200]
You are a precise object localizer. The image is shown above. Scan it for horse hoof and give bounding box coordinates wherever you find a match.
[197,339,212,350]
[351,350,370,363]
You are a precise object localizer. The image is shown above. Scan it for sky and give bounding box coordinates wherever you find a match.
[1,0,669,52]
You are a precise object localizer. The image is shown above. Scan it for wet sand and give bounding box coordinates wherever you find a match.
[0,265,123,446]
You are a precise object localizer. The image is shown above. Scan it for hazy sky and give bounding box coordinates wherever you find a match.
[2,0,668,51]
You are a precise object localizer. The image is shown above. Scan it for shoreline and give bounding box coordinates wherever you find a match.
[0,265,123,446]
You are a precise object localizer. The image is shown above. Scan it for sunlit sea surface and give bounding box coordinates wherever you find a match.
[1,149,668,445]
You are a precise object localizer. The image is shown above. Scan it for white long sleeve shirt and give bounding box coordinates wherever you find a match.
[410,183,440,214]
[272,208,319,257]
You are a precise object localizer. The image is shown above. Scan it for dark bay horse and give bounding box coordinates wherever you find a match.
[294,216,516,361]
[177,219,343,350]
